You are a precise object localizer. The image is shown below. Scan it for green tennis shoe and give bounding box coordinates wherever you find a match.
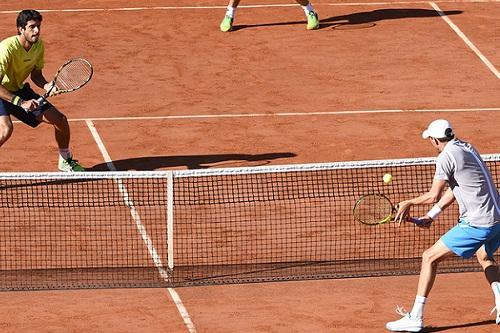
[306,11,319,30]
[220,15,233,32]
[59,157,85,172]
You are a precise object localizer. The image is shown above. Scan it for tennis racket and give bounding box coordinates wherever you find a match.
[33,58,93,115]
[353,193,427,226]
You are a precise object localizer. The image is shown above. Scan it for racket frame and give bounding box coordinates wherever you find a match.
[353,193,425,226]
[353,193,395,225]
[34,58,93,114]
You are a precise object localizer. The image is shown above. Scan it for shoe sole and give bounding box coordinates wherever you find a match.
[386,326,423,332]
[307,21,320,30]
[220,18,233,32]
[59,167,85,172]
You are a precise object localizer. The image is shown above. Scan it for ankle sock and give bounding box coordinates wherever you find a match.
[492,282,500,306]
[59,149,71,160]
[225,6,236,18]
[409,295,426,319]
[302,3,314,15]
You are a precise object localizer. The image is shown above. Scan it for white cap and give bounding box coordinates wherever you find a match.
[422,119,454,139]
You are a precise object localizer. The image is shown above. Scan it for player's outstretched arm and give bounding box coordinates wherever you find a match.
[419,188,455,222]
[395,179,447,223]
[435,188,455,211]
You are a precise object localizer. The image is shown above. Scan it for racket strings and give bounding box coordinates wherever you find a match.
[354,195,393,224]
[54,60,92,91]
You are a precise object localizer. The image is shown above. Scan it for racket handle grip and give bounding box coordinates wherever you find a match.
[36,96,46,106]
[32,96,47,116]
[408,217,431,226]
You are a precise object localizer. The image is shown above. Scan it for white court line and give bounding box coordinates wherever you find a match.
[0,0,499,13]
[0,5,297,14]
[10,107,499,124]
[8,108,499,125]
[85,120,197,333]
[430,2,500,80]
[65,107,500,122]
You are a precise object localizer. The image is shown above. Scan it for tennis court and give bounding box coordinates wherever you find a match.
[0,0,499,332]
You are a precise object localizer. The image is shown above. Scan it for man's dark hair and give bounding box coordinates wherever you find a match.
[16,9,43,34]
[437,128,455,142]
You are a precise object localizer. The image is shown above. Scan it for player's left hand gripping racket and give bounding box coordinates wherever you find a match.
[353,193,429,226]
[33,58,93,116]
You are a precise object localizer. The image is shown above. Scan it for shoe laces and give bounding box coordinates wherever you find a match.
[65,157,80,167]
[395,305,409,317]
[491,305,500,325]
[490,306,498,316]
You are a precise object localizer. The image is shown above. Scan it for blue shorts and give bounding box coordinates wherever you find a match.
[0,83,53,128]
[441,218,500,259]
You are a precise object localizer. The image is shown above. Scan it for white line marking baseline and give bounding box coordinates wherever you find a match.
[9,108,499,124]
[430,2,500,80]
[0,0,499,13]
[70,107,500,122]
[85,120,197,333]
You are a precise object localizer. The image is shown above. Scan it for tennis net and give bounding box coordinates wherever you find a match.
[0,154,498,290]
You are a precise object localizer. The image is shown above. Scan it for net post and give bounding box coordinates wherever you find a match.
[167,170,174,270]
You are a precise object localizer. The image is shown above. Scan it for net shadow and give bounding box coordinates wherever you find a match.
[88,152,296,171]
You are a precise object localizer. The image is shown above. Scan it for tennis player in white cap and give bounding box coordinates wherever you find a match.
[386,119,500,332]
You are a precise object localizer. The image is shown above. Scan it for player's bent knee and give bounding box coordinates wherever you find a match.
[476,251,487,261]
[58,113,68,124]
[421,239,451,266]
[422,248,441,266]
[421,249,433,264]
[476,250,494,266]
[44,108,68,125]
[0,122,14,145]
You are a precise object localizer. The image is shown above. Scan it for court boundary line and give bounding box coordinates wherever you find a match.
[9,107,499,124]
[73,107,500,122]
[85,119,197,333]
[430,1,500,80]
[1,0,500,14]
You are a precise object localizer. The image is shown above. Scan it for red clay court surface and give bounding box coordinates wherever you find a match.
[0,0,499,332]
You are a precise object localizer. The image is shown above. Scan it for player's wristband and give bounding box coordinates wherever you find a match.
[11,95,23,107]
[426,204,442,220]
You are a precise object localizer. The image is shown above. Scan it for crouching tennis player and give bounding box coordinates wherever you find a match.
[0,9,84,171]
[386,119,500,332]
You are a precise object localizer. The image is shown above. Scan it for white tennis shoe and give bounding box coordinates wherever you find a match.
[58,156,85,172]
[386,306,424,332]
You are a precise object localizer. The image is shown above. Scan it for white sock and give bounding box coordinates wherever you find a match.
[409,295,426,319]
[225,6,236,18]
[59,148,71,160]
[492,282,500,306]
[301,3,314,15]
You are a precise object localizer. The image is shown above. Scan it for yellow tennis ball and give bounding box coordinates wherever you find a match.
[383,173,393,184]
